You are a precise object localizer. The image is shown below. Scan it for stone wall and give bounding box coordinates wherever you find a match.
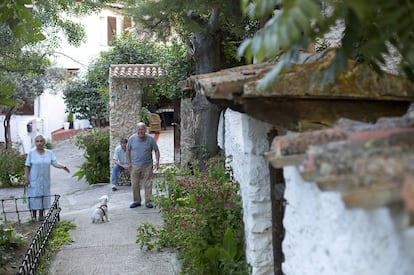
[109,78,142,163]
[179,98,194,164]
[218,109,274,275]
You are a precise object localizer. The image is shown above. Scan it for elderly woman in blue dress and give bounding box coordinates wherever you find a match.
[24,134,70,221]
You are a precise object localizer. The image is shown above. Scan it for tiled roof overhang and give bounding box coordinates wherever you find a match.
[265,111,414,210]
[183,50,414,216]
[110,64,162,84]
[182,50,414,131]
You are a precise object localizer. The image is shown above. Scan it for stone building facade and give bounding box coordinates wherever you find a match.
[109,64,162,163]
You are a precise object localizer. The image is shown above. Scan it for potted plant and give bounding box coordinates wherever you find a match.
[67,112,74,129]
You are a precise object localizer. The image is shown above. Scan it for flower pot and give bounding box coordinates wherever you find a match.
[63,122,70,130]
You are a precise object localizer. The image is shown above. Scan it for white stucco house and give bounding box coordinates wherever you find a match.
[0,4,129,153]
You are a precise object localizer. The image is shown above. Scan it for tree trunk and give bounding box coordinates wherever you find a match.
[4,107,15,149]
[192,32,221,74]
[190,32,222,164]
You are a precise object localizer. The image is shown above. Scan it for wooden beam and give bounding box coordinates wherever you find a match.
[242,98,410,132]
[264,151,306,168]
[342,185,401,208]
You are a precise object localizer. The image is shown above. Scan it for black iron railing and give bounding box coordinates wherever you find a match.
[1,194,60,224]
[0,194,61,275]
[16,194,61,275]
[0,195,30,224]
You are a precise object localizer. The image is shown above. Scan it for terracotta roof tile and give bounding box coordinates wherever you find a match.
[110,64,163,79]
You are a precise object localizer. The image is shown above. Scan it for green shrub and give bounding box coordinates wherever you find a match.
[0,224,26,270]
[0,145,26,187]
[140,106,151,126]
[73,129,109,184]
[36,221,76,275]
[45,139,53,149]
[136,156,249,274]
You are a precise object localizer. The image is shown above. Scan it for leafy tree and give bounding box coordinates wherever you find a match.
[239,0,414,88]
[0,0,45,107]
[0,67,68,146]
[0,0,113,103]
[122,0,254,74]
[62,79,108,121]
[63,34,192,120]
[64,34,157,120]
[0,0,113,145]
[120,0,259,162]
[155,38,195,100]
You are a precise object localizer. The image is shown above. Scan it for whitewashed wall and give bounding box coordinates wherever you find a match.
[36,89,66,137]
[52,7,126,72]
[219,108,414,275]
[283,166,414,275]
[218,108,274,275]
[0,115,36,153]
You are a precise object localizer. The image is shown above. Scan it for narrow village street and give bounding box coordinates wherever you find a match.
[7,128,180,274]
[45,128,180,274]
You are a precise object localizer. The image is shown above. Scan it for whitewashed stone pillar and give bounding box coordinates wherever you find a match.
[220,109,274,275]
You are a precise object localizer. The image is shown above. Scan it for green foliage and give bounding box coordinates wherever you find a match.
[0,81,16,107]
[63,79,107,120]
[0,145,26,187]
[0,224,27,270]
[139,106,151,126]
[122,0,250,40]
[64,34,169,119]
[204,228,250,275]
[0,0,101,143]
[67,112,74,122]
[36,221,76,275]
[47,221,76,250]
[0,0,45,44]
[155,38,195,99]
[0,0,111,108]
[240,0,414,88]
[122,0,258,73]
[136,156,248,274]
[45,139,54,150]
[64,33,195,119]
[73,129,110,184]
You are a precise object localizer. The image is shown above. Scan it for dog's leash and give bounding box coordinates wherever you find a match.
[21,186,27,204]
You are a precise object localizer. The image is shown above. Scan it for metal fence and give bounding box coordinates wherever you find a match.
[1,194,57,224]
[0,194,61,275]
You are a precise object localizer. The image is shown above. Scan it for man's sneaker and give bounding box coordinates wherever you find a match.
[145,203,154,208]
[129,202,141,208]
[112,186,118,191]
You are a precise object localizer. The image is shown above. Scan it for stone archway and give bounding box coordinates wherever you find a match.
[108,64,162,162]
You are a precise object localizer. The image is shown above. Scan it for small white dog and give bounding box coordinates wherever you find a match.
[91,195,110,223]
